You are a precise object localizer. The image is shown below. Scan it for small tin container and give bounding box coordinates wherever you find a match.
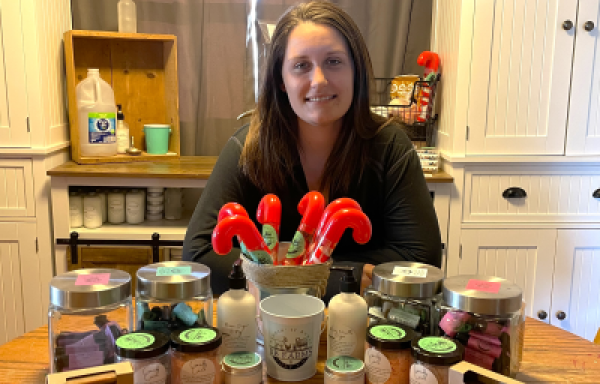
[364,261,444,335]
[136,261,213,335]
[435,275,524,377]
[115,330,171,384]
[410,336,464,384]
[170,327,222,384]
[221,351,263,384]
[365,324,417,384]
[324,356,365,384]
[48,268,133,373]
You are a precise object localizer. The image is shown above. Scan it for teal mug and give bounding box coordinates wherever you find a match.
[144,124,171,154]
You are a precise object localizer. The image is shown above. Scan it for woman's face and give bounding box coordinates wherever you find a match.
[281,22,354,131]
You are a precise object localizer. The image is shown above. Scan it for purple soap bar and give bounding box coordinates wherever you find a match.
[67,351,104,371]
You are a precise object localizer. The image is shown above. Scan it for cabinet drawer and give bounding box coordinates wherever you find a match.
[463,166,600,223]
[0,159,34,217]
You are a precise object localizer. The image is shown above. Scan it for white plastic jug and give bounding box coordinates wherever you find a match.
[76,69,118,156]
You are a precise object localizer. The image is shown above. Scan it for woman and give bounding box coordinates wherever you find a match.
[183,0,441,298]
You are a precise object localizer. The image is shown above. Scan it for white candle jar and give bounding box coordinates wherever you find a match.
[69,191,83,228]
[108,189,126,224]
[126,189,145,224]
[84,192,103,229]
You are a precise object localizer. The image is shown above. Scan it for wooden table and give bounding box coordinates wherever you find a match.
[1,317,599,383]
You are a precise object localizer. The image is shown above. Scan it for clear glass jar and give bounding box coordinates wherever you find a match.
[324,356,365,384]
[434,275,525,378]
[221,352,262,384]
[410,336,464,384]
[170,327,222,384]
[364,262,444,336]
[136,261,213,336]
[364,324,417,384]
[48,268,133,373]
[115,330,171,384]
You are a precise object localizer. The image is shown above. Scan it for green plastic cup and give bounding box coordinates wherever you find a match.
[144,124,171,154]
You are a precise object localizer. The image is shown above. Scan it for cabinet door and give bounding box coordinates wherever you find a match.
[0,0,30,147]
[458,229,556,321]
[0,159,35,217]
[551,230,600,341]
[565,0,600,155]
[466,0,576,155]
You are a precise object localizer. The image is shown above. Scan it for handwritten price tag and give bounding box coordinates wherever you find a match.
[156,266,192,276]
[466,279,501,294]
[75,273,111,286]
[392,267,428,278]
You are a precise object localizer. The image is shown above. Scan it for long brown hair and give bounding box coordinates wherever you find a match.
[240,0,386,197]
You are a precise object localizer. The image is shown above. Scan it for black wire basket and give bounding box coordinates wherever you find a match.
[371,74,440,145]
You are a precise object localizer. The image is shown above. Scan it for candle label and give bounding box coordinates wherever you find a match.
[364,347,391,384]
[156,266,192,276]
[116,333,155,349]
[410,363,439,384]
[392,267,428,278]
[180,328,217,344]
[268,327,313,370]
[418,337,457,353]
[135,362,167,384]
[75,273,110,286]
[329,324,358,356]
[369,325,406,340]
[221,322,253,352]
[326,356,364,372]
[466,279,502,294]
[181,358,215,384]
[262,224,278,250]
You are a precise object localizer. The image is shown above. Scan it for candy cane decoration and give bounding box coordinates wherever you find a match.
[285,191,325,265]
[257,194,282,264]
[212,215,273,264]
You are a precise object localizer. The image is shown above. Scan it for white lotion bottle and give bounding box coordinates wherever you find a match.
[116,105,130,154]
[217,261,257,356]
[327,266,368,360]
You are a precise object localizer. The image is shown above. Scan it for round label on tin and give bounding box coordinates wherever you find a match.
[418,337,457,353]
[116,333,155,349]
[224,352,261,367]
[369,325,406,340]
[326,356,363,372]
[180,328,217,344]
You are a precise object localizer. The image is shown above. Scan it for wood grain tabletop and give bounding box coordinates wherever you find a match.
[1,313,599,383]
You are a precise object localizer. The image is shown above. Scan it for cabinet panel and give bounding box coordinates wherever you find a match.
[463,167,600,223]
[467,0,576,155]
[458,229,556,321]
[0,0,30,147]
[551,230,600,341]
[0,159,35,217]
[566,0,600,155]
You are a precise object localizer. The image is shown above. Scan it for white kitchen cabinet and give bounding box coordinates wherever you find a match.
[551,229,600,341]
[0,159,35,217]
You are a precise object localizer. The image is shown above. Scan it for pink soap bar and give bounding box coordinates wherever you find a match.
[75,273,111,286]
[466,279,501,294]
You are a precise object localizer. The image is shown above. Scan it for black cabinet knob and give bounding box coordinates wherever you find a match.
[563,20,574,30]
[556,311,567,321]
[502,187,527,199]
[593,189,600,199]
[585,21,595,31]
[537,310,547,320]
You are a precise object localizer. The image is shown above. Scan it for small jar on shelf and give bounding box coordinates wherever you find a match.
[83,191,103,229]
[69,191,84,228]
[126,189,145,224]
[107,189,126,224]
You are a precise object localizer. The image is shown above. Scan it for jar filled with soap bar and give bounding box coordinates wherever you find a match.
[410,336,464,384]
[135,261,213,336]
[48,268,133,373]
[434,275,524,378]
[364,324,417,384]
[115,330,171,384]
[171,327,222,384]
[363,261,444,336]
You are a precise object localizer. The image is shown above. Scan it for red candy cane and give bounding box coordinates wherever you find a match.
[417,51,440,76]
[304,208,372,265]
[257,194,282,264]
[212,215,273,264]
[284,191,325,265]
[315,198,362,240]
[218,203,249,222]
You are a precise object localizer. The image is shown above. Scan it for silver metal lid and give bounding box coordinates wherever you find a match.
[371,261,444,299]
[222,352,262,376]
[136,261,211,300]
[50,268,131,310]
[442,275,523,315]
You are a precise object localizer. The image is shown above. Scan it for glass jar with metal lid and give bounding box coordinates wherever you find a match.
[324,355,365,384]
[170,327,222,384]
[365,324,417,384]
[115,330,171,383]
[222,351,263,384]
[435,275,524,378]
[363,261,444,335]
[135,261,213,336]
[410,336,464,384]
[48,268,133,373]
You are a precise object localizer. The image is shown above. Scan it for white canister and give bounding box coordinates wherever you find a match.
[107,189,126,224]
[147,194,164,204]
[126,189,145,224]
[259,294,325,381]
[69,192,84,228]
[83,192,103,229]
[222,352,263,384]
[97,189,107,223]
[146,212,163,221]
[165,188,183,220]
[147,187,164,194]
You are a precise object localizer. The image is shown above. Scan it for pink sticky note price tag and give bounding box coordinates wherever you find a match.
[75,273,111,286]
[466,279,501,294]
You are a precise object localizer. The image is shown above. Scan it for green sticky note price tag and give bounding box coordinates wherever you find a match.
[116,333,155,349]
[369,325,406,340]
[156,266,192,276]
[180,328,217,344]
[418,336,457,353]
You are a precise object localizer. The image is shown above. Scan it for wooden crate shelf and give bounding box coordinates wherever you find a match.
[64,30,180,164]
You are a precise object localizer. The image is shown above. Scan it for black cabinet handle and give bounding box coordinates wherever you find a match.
[563,20,574,30]
[556,311,567,321]
[537,310,547,320]
[502,187,527,199]
[593,189,600,199]
[585,21,595,31]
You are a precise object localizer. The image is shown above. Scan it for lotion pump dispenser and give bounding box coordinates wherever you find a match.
[327,266,368,360]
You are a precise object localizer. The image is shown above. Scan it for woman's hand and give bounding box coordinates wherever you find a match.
[361,264,375,295]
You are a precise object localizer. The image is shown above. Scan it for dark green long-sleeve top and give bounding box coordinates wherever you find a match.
[182,123,441,300]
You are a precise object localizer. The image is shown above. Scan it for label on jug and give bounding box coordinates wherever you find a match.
[88,112,116,144]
